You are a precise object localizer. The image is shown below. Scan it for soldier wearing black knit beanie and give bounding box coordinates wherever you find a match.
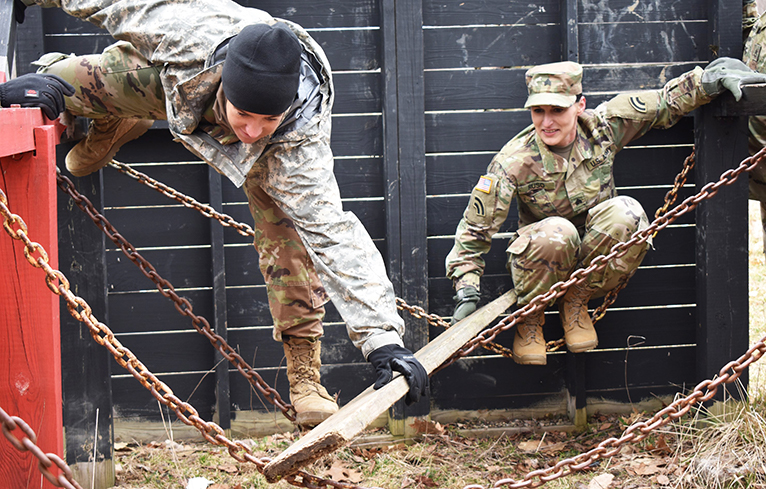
[222,23,301,115]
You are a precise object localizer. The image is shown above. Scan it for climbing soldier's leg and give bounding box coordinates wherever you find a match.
[242,180,337,427]
[561,196,650,353]
[506,217,580,365]
[35,41,165,176]
[578,196,650,293]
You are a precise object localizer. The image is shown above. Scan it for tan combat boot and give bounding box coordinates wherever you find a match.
[512,308,546,365]
[283,336,339,427]
[559,281,599,353]
[66,116,153,177]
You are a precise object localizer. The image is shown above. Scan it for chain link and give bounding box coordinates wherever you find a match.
[107,155,695,359]
[3,146,765,488]
[55,170,297,421]
[0,183,368,489]
[439,147,766,375]
[0,406,83,489]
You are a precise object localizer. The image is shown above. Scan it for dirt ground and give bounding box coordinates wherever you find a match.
[106,203,766,489]
[111,407,766,489]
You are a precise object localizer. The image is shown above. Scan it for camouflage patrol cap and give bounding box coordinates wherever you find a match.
[524,61,583,108]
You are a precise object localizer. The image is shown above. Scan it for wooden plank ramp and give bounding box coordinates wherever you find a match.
[262,289,517,482]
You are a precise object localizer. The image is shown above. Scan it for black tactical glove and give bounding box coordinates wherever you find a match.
[0,73,75,120]
[367,344,428,405]
[701,57,766,101]
[14,0,28,24]
[451,286,480,325]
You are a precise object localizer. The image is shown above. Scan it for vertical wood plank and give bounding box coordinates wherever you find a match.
[208,167,231,430]
[707,0,743,59]
[564,0,585,427]
[561,0,578,62]
[381,0,401,294]
[0,112,63,489]
[694,104,749,401]
[693,0,749,402]
[57,153,115,487]
[392,0,430,423]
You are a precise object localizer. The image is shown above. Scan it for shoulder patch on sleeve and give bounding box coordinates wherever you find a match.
[605,92,658,121]
[466,175,499,225]
[475,175,494,194]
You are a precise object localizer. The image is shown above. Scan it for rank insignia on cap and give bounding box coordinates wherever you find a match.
[24,89,39,99]
[476,175,494,194]
[629,95,647,113]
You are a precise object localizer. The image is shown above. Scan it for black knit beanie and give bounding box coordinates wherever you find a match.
[222,23,301,115]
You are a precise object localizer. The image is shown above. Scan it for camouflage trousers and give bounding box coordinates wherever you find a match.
[36,41,328,340]
[507,196,650,306]
[744,10,766,249]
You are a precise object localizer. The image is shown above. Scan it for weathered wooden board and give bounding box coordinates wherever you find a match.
[261,289,517,482]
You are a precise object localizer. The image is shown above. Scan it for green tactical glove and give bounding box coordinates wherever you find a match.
[701,57,766,101]
[451,286,480,325]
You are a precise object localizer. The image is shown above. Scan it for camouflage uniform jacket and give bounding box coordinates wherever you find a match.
[24,0,332,187]
[446,67,713,283]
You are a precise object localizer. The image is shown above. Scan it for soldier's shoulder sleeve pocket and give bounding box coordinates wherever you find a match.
[466,174,499,226]
[605,92,658,121]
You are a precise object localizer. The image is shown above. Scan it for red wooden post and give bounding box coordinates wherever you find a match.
[0,106,66,489]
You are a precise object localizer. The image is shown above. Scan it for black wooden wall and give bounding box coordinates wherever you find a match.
[13,0,748,435]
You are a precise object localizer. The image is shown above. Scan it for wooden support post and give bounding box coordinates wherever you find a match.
[693,0,749,403]
[565,351,587,431]
[0,108,64,489]
[208,167,231,431]
[694,98,749,402]
[56,147,114,487]
[261,290,516,483]
[381,0,429,433]
[560,0,587,429]
[560,0,579,62]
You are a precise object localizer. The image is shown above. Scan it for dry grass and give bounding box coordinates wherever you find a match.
[108,203,766,489]
[748,201,766,403]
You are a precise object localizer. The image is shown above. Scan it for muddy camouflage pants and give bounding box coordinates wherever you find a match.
[36,41,327,340]
[507,196,650,306]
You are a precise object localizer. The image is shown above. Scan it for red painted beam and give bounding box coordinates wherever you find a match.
[0,108,66,489]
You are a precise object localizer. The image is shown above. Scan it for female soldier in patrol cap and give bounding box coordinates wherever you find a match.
[446,58,765,365]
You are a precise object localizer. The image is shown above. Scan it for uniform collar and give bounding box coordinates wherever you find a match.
[535,119,593,176]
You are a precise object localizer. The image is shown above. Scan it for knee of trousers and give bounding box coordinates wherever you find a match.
[506,217,580,302]
[506,216,580,267]
[586,196,649,242]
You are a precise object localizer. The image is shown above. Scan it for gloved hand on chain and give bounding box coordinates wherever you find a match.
[701,56,766,101]
[367,344,428,405]
[0,73,75,120]
[451,286,480,325]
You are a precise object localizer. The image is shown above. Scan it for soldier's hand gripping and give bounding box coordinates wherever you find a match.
[451,286,480,325]
[0,73,75,120]
[702,57,766,101]
[367,344,428,405]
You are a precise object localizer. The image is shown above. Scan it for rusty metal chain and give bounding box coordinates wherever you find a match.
[55,170,297,422]
[109,160,529,360]
[590,150,696,325]
[440,146,766,376]
[3,148,764,489]
[0,183,367,489]
[462,330,766,489]
[109,160,256,237]
[0,406,83,489]
[394,298,565,355]
[655,150,696,221]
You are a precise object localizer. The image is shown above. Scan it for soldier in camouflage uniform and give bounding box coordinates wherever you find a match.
[743,0,766,253]
[446,59,765,366]
[16,0,427,426]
